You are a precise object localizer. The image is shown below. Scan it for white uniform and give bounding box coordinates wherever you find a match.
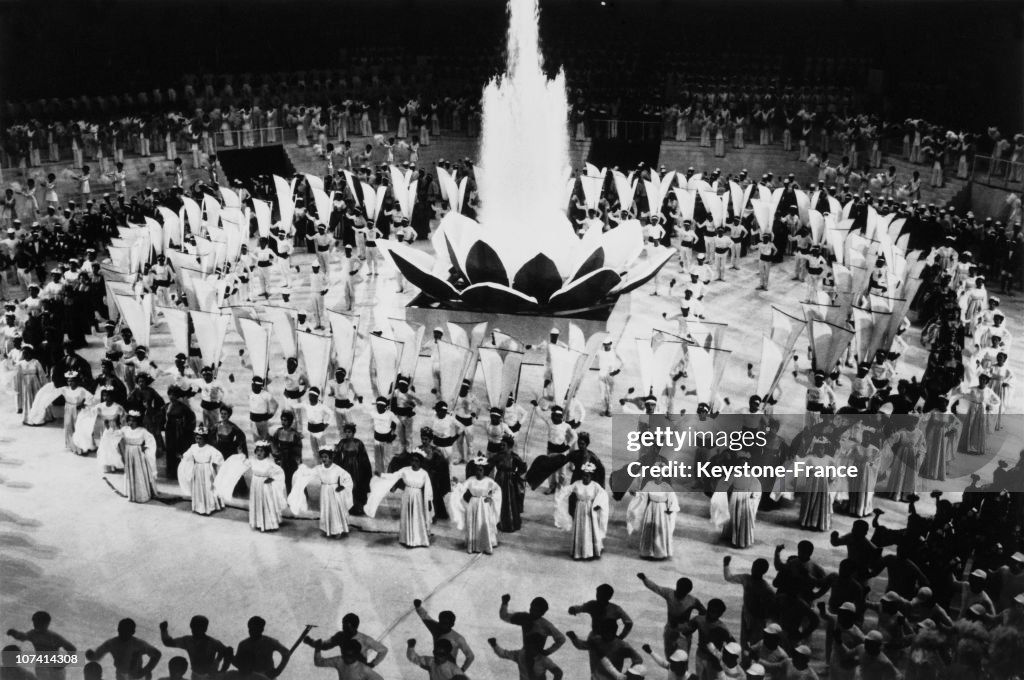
[304,400,333,455]
[596,347,623,414]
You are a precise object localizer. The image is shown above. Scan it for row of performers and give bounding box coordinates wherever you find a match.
[53,394,972,564]
[63,403,683,561]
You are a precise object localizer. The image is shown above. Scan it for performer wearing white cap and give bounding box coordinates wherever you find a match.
[755,234,778,291]
[748,623,790,680]
[254,237,276,298]
[150,254,173,305]
[706,641,744,680]
[710,227,733,281]
[484,408,515,455]
[247,376,278,442]
[370,396,400,472]
[818,601,863,680]
[58,371,93,454]
[596,339,623,417]
[391,377,421,452]
[727,219,748,269]
[327,367,360,432]
[338,244,359,311]
[275,228,294,290]
[248,441,286,532]
[311,224,335,273]
[309,262,330,330]
[429,327,444,394]
[640,644,690,680]
[304,387,333,455]
[502,395,527,444]
[803,245,828,303]
[119,409,158,503]
[805,371,836,427]
[533,403,578,494]
[179,425,224,516]
[453,380,479,463]
[429,401,464,464]
[194,365,226,430]
[281,357,308,430]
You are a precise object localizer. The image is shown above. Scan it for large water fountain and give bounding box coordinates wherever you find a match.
[379,0,672,323]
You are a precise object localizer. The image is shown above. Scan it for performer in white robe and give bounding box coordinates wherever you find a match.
[555,463,609,560]
[95,390,125,472]
[920,400,962,481]
[727,475,762,548]
[179,425,225,515]
[118,411,158,503]
[364,450,434,548]
[58,372,93,454]
[626,481,679,559]
[16,346,49,423]
[846,439,882,517]
[951,375,1002,455]
[448,456,501,555]
[394,454,433,547]
[315,449,353,537]
[248,441,287,532]
[881,423,927,501]
[798,447,835,532]
[990,352,1013,431]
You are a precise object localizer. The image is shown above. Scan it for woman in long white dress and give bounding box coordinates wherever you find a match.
[626,480,679,559]
[364,451,434,547]
[798,444,835,531]
[920,399,962,481]
[95,390,125,472]
[58,372,93,454]
[727,476,762,548]
[951,375,1002,455]
[248,441,286,532]
[316,449,353,538]
[396,453,433,548]
[846,436,882,517]
[180,425,225,515]
[881,420,927,502]
[16,345,48,423]
[119,410,158,503]
[555,463,609,560]
[449,455,501,555]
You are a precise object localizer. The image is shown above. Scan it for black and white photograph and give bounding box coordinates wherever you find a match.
[1,0,1023,678]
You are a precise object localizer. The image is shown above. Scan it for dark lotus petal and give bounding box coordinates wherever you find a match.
[512,253,563,303]
[444,233,469,283]
[460,283,539,311]
[464,240,509,286]
[548,269,621,310]
[389,249,461,302]
[570,247,605,282]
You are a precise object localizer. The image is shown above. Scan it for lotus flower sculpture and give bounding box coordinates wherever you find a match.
[378,211,674,314]
[376,0,674,315]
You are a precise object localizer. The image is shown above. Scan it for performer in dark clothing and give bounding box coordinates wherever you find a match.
[271,410,302,493]
[334,422,373,515]
[489,435,527,533]
[162,385,196,481]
